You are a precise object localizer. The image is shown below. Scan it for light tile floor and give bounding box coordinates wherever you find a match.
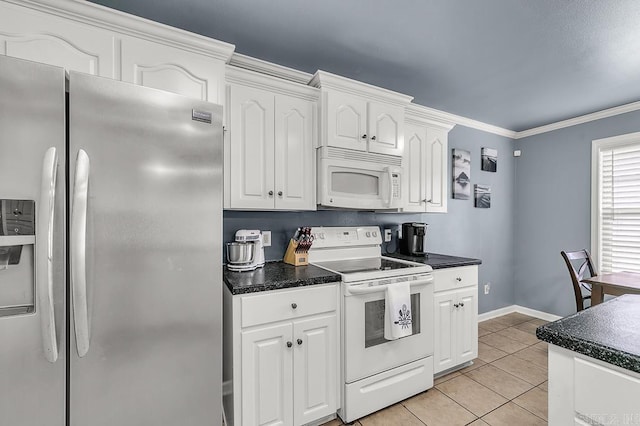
[322,312,549,426]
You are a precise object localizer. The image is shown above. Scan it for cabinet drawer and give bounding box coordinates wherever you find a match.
[433,266,478,292]
[241,284,337,328]
[574,357,640,424]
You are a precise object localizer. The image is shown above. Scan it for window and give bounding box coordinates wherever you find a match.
[592,132,640,273]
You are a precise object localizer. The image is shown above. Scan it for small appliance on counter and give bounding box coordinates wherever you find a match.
[400,222,429,257]
[226,229,265,272]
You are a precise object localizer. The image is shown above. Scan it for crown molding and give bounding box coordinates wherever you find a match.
[405,104,455,132]
[310,70,414,106]
[226,65,319,101]
[229,53,312,85]
[515,100,640,139]
[6,0,236,62]
[408,104,516,139]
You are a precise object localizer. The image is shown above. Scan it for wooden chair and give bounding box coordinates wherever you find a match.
[561,249,597,311]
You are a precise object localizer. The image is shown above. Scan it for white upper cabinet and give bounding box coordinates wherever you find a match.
[0,1,114,77]
[0,0,233,104]
[311,71,412,157]
[120,37,225,103]
[274,95,315,210]
[226,67,318,211]
[403,106,454,213]
[229,84,275,210]
[367,101,404,156]
[326,91,367,151]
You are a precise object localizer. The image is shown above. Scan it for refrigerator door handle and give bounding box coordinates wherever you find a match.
[71,149,90,357]
[37,147,59,363]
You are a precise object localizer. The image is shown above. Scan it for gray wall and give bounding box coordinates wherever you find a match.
[224,126,515,314]
[514,110,640,317]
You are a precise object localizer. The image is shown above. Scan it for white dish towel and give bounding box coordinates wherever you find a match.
[384,282,413,340]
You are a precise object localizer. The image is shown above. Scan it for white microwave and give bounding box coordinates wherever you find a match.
[317,147,403,210]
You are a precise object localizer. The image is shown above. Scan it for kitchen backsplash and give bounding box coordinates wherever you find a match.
[223,210,426,261]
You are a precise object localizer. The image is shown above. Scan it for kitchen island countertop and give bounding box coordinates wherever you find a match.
[536,294,640,374]
[223,262,341,295]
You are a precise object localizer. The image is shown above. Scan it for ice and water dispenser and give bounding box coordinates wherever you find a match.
[0,199,36,316]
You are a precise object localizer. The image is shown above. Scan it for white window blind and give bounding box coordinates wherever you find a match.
[597,140,640,273]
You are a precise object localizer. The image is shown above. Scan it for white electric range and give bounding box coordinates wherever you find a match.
[309,226,435,423]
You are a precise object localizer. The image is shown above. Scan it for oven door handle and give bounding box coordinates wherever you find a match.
[348,275,433,295]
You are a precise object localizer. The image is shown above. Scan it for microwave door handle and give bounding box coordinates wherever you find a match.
[348,276,433,295]
[37,147,59,363]
[386,167,392,207]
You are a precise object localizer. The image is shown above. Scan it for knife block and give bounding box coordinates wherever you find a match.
[283,239,309,266]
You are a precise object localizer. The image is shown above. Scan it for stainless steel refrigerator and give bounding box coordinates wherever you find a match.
[0,55,223,426]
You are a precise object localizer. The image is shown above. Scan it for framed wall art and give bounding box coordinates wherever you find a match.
[481,147,497,172]
[452,148,471,199]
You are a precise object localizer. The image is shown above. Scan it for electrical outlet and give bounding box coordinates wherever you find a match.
[484,283,491,295]
[384,228,392,242]
[262,231,272,247]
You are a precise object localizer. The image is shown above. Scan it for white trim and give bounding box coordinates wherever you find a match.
[310,70,414,106]
[407,103,515,138]
[229,53,312,85]
[515,100,640,139]
[7,0,235,62]
[478,304,561,323]
[225,65,319,101]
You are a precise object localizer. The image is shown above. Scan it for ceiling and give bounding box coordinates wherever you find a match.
[88,0,640,132]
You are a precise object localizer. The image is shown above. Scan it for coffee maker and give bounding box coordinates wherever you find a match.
[400,222,429,256]
[226,229,265,272]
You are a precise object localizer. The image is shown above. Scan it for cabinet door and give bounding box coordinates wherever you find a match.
[456,287,478,365]
[120,37,224,103]
[403,123,427,212]
[326,91,367,151]
[433,291,456,374]
[293,314,337,426]
[241,323,293,426]
[0,2,114,77]
[229,85,275,209]
[425,127,448,213]
[367,101,404,156]
[274,95,315,210]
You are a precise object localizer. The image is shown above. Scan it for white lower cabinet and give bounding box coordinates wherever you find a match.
[433,266,478,374]
[548,345,640,426]
[224,284,338,426]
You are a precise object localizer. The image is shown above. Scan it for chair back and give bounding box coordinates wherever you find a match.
[561,249,597,311]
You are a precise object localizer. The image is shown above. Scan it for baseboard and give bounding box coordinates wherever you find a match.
[478,305,517,322]
[513,305,562,322]
[478,304,561,323]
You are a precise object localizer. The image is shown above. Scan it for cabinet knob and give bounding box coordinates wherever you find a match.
[361,134,367,139]
[454,303,459,308]
[286,341,293,348]
[460,302,465,307]
[291,303,297,309]
[268,190,274,196]
[297,338,303,345]
[456,277,462,282]
[371,135,376,141]
[278,191,283,197]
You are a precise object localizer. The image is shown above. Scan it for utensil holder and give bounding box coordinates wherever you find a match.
[283,239,309,266]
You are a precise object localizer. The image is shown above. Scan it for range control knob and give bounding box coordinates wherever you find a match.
[366,231,371,237]
[373,231,378,237]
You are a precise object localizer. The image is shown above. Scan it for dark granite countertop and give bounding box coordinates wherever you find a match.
[224,262,341,295]
[536,294,640,374]
[387,252,482,269]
